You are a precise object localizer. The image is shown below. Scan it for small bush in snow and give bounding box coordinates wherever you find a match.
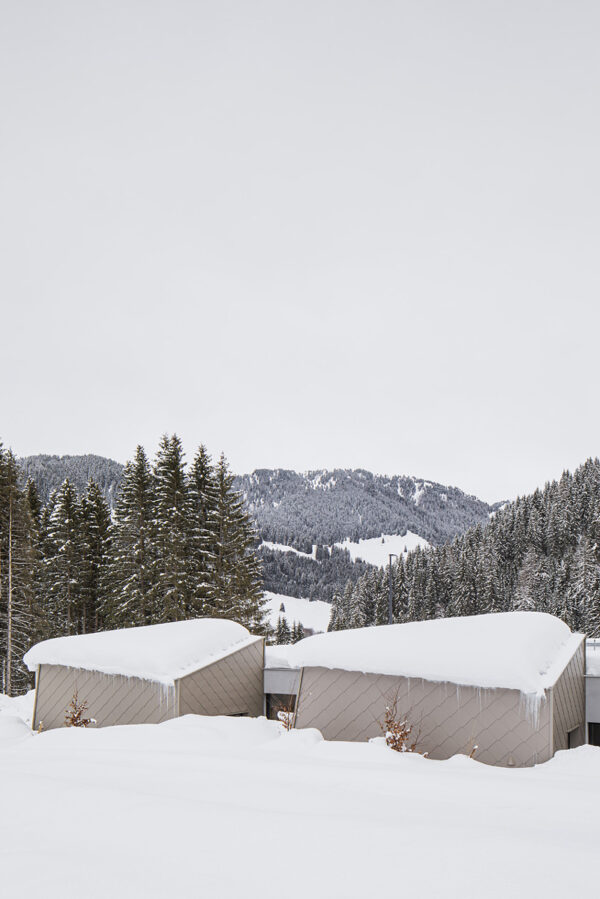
[64,691,95,728]
[380,694,424,754]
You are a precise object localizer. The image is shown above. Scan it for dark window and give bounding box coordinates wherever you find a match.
[588,723,600,746]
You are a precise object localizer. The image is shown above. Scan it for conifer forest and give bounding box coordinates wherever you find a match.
[0,436,265,694]
[329,459,600,638]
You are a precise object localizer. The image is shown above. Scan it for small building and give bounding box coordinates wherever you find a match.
[265,612,585,767]
[25,619,265,731]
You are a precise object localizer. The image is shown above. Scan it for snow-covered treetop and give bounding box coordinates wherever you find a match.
[270,612,582,695]
[24,619,258,686]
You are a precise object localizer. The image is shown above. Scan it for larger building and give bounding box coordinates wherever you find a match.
[265,612,586,767]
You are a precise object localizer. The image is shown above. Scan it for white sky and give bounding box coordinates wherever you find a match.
[1,1,599,503]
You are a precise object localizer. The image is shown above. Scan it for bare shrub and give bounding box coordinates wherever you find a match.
[64,690,95,728]
[380,692,426,755]
[275,695,297,731]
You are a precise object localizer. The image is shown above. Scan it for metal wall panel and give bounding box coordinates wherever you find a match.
[585,677,600,724]
[294,666,552,767]
[264,667,301,695]
[33,664,177,731]
[551,638,586,751]
[177,638,264,718]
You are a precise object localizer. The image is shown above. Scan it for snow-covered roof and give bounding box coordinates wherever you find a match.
[24,619,259,686]
[272,612,582,695]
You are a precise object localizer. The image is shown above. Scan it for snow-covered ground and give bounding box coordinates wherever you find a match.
[263,591,331,633]
[333,530,430,565]
[1,693,598,899]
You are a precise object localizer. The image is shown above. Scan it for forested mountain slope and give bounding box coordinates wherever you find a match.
[330,458,600,636]
[19,456,499,603]
[20,455,124,507]
[237,468,497,550]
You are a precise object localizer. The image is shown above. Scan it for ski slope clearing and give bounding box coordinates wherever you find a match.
[1,695,599,899]
[333,530,430,566]
[264,591,331,633]
[261,531,430,568]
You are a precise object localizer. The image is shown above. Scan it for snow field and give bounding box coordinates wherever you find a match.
[261,531,430,568]
[263,591,331,633]
[1,694,599,899]
[333,530,430,565]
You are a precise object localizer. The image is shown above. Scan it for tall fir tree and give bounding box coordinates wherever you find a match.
[211,454,266,631]
[44,479,86,636]
[187,444,219,615]
[80,480,111,633]
[151,435,193,622]
[102,446,156,627]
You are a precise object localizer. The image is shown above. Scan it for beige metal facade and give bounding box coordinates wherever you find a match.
[552,638,586,750]
[293,636,585,767]
[178,638,264,717]
[32,664,177,731]
[32,637,265,731]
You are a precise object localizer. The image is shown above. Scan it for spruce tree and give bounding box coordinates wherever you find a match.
[102,446,156,627]
[275,616,291,644]
[80,480,111,632]
[151,435,193,622]
[44,479,86,635]
[211,454,266,631]
[187,444,219,616]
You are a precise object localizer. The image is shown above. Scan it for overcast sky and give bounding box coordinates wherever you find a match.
[1,1,599,503]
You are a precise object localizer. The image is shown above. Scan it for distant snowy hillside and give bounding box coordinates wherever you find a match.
[333,531,430,566]
[240,469,496,602]
[261,532,430,567]
[264,592,331,634]
[237,468,496,548]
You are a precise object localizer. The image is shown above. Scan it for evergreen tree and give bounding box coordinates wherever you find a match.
[292,621,305,642]
[275,615,291,644]
[44,479,86,635]
[102,446,156,627]
[80,480,111,632]
[211,454,266,631]
[151,435,193,622]
[187,444,219,615]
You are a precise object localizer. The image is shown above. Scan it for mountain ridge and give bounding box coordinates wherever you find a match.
[19,454,500,603]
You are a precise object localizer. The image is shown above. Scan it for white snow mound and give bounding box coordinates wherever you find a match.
[282,612,581,695]
[23,619,257,686]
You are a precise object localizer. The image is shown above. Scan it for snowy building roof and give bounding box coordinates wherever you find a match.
[270,612,582,695]
[24,619,258,686]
